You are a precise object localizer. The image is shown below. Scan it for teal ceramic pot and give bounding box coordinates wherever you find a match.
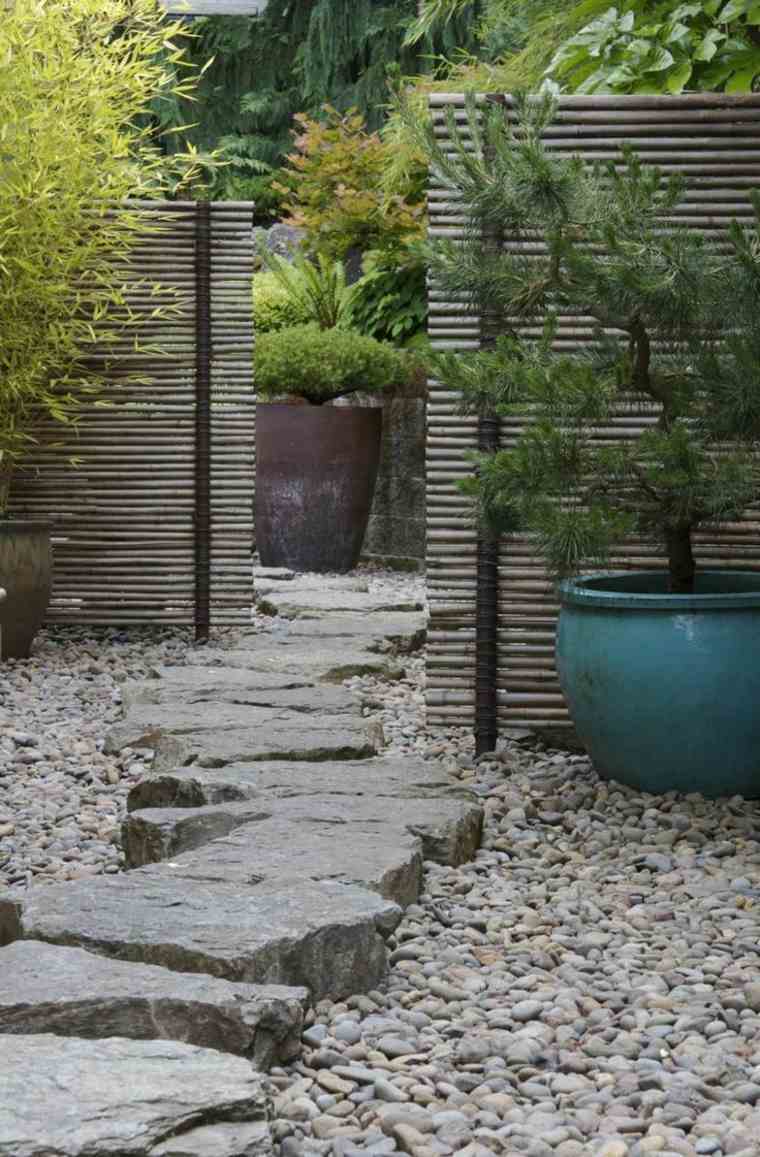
[556,571,760,799]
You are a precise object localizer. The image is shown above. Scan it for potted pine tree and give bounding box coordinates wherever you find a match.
[423,94,760,798]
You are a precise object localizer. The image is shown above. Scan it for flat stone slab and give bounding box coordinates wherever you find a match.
[255,575,369,594]
[0,1034,271,1157]
[123,667,356,715]
[184,641,406,683]
[273,612,427,653]
[105,703,379,770]
[127,757,472,812]
[0,940,306,1068]
[1,875,401,1000]
[124,813,424,907]
[124,792,483,879]
[258,589,424,619]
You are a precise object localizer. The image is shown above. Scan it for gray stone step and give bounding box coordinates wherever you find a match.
[124,812,424,907]
[124,793,483,878]
[0,940,306,1068]
[184,641,406,683]
[127,757,473,812]
[1,875,401,1000]
[123,668,356,715]
[274,611,426,653]
[105,704,380,771]
[257,589,424,619]
[0,1034,271,1157]
[255,575,370,594]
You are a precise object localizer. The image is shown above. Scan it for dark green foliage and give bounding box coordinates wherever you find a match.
[161,2,480,211]
[255,324,409,404]
[347,252,428,345]
[547,1,760,95]
[422,94,760,593]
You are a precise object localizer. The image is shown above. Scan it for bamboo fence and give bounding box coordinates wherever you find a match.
[425,93,760,741]
[9,200,255,629]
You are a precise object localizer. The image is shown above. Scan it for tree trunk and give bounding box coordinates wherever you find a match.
[664,524,695,594]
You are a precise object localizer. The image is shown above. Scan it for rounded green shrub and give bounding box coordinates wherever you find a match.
[253,272,312,333]
[255,324,407,405]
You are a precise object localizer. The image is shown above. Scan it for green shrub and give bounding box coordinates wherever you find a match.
[274,108,425,262]
[255,324,408,405]
[348,251,428,345]
[258,250,356,330]
[253,273,312,333]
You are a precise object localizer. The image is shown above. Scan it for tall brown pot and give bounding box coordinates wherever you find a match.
[255,403,382,573]
[0,522,52,659]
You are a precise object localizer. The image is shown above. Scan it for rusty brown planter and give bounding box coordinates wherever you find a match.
[256,403,382,573]
[0,521,52,659]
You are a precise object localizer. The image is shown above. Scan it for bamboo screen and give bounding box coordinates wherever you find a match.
[9,201,255,627]
[425,93,760,735]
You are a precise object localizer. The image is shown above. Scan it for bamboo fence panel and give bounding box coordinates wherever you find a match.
[425,93,760,733]
[9,201,255,627]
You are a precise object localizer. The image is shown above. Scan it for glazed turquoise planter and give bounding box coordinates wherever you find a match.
[556,571,760,799]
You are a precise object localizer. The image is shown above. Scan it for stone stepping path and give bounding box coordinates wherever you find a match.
[0,576,482,1155]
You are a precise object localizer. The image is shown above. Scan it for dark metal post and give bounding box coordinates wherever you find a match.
[474,94,505,757]
[194,200,212,642]
[475,416,500,755]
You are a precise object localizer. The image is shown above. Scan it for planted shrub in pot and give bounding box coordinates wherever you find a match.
[423,94,760,797]
[254,324,408,572]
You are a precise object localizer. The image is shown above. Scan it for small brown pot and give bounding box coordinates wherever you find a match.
[0,521,52,659]
[255,403,382,573]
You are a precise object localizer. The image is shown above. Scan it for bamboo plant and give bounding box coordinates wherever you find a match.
[0,0,203,514]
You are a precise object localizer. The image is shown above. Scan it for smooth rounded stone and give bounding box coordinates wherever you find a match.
[335,1021,363,1045]
[377,1036,420,1058]
[377,1107,437,1136]
[511,1000,543,1023]
[375,1078,411,1104]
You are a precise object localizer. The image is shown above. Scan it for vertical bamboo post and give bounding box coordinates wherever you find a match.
[474,94,505,756]
[194,199,212,642]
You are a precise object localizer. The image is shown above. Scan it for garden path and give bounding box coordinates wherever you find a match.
[0,571,483,1156]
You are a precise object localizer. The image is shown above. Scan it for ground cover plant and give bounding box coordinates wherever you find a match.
[419,93,760,593]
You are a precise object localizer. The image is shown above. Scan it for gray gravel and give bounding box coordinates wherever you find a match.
[270,742,760,1157]
[0,626,203,889]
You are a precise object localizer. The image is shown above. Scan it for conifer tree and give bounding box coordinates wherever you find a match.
[420,95,760,593]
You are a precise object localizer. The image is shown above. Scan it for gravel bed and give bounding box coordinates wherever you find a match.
[0,626,201,889]
[271,744,760,1157]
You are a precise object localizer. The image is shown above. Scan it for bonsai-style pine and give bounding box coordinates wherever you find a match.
[420,94,760,593]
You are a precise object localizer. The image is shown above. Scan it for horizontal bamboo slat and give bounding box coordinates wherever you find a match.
[10,202,255,627]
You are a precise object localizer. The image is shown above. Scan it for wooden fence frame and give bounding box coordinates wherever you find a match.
[10,200,256,632]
